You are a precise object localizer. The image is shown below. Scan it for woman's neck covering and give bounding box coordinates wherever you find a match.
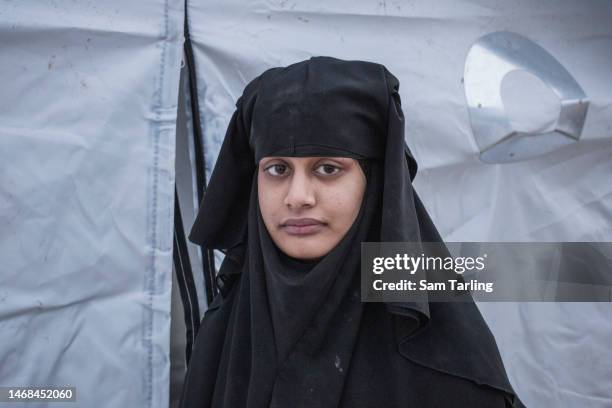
[184,56,521,407]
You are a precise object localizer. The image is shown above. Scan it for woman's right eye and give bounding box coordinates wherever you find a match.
[264,164,289,177]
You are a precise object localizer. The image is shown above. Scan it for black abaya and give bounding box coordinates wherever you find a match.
[180,56,524,407]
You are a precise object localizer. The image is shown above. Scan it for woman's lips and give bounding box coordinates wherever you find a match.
[281,218,325,236]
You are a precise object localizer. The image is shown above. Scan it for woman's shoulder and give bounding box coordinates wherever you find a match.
[389,302,525,407]
[344,302,523,407]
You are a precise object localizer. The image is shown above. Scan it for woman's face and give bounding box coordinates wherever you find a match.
[258,156,366,260]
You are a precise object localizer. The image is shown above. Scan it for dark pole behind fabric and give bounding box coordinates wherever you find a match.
[183,0,217,307]
[173,187,201,363]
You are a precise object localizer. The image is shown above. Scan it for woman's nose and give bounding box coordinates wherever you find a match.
[284,170,316,209]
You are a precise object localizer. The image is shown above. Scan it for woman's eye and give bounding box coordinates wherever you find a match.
[315,164,341,176]
[265,164,289,177]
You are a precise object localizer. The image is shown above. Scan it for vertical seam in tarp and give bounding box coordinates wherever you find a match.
[144,0,180,407]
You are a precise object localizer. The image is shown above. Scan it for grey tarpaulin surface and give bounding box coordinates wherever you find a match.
[1,1,612,407]
[0,1,183,407]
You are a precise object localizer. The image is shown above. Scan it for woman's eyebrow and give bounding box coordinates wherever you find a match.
[260,157,351,166]
[260,157,284,166]
[318,157,352,165]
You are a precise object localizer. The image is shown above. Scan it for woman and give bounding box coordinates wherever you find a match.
[180,56,523,407]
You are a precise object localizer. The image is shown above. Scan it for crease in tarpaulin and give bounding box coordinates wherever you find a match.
[256,9,453,23]
[0,125,93,147]
[186,41,254,104]
[524,198,612,239]
[0,23,165,40]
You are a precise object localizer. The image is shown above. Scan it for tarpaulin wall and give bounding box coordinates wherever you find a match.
[0,1,183,407]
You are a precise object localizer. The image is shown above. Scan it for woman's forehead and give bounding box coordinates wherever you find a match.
[259,156,356,164]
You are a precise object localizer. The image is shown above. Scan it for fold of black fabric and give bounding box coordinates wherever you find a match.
[181,56,523,408]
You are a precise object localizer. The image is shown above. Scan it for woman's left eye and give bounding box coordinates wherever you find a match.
[314,164,341,176]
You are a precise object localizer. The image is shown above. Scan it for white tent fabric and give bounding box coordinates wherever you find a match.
[0,2,183,407]
[185,1,612,407]
[1,1,611,407]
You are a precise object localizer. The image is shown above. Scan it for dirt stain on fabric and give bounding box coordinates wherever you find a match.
[334,355,343,373]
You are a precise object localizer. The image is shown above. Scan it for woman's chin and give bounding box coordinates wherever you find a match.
[279,240,331,261]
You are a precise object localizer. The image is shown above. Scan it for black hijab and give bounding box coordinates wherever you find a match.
[180,56,523,407]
